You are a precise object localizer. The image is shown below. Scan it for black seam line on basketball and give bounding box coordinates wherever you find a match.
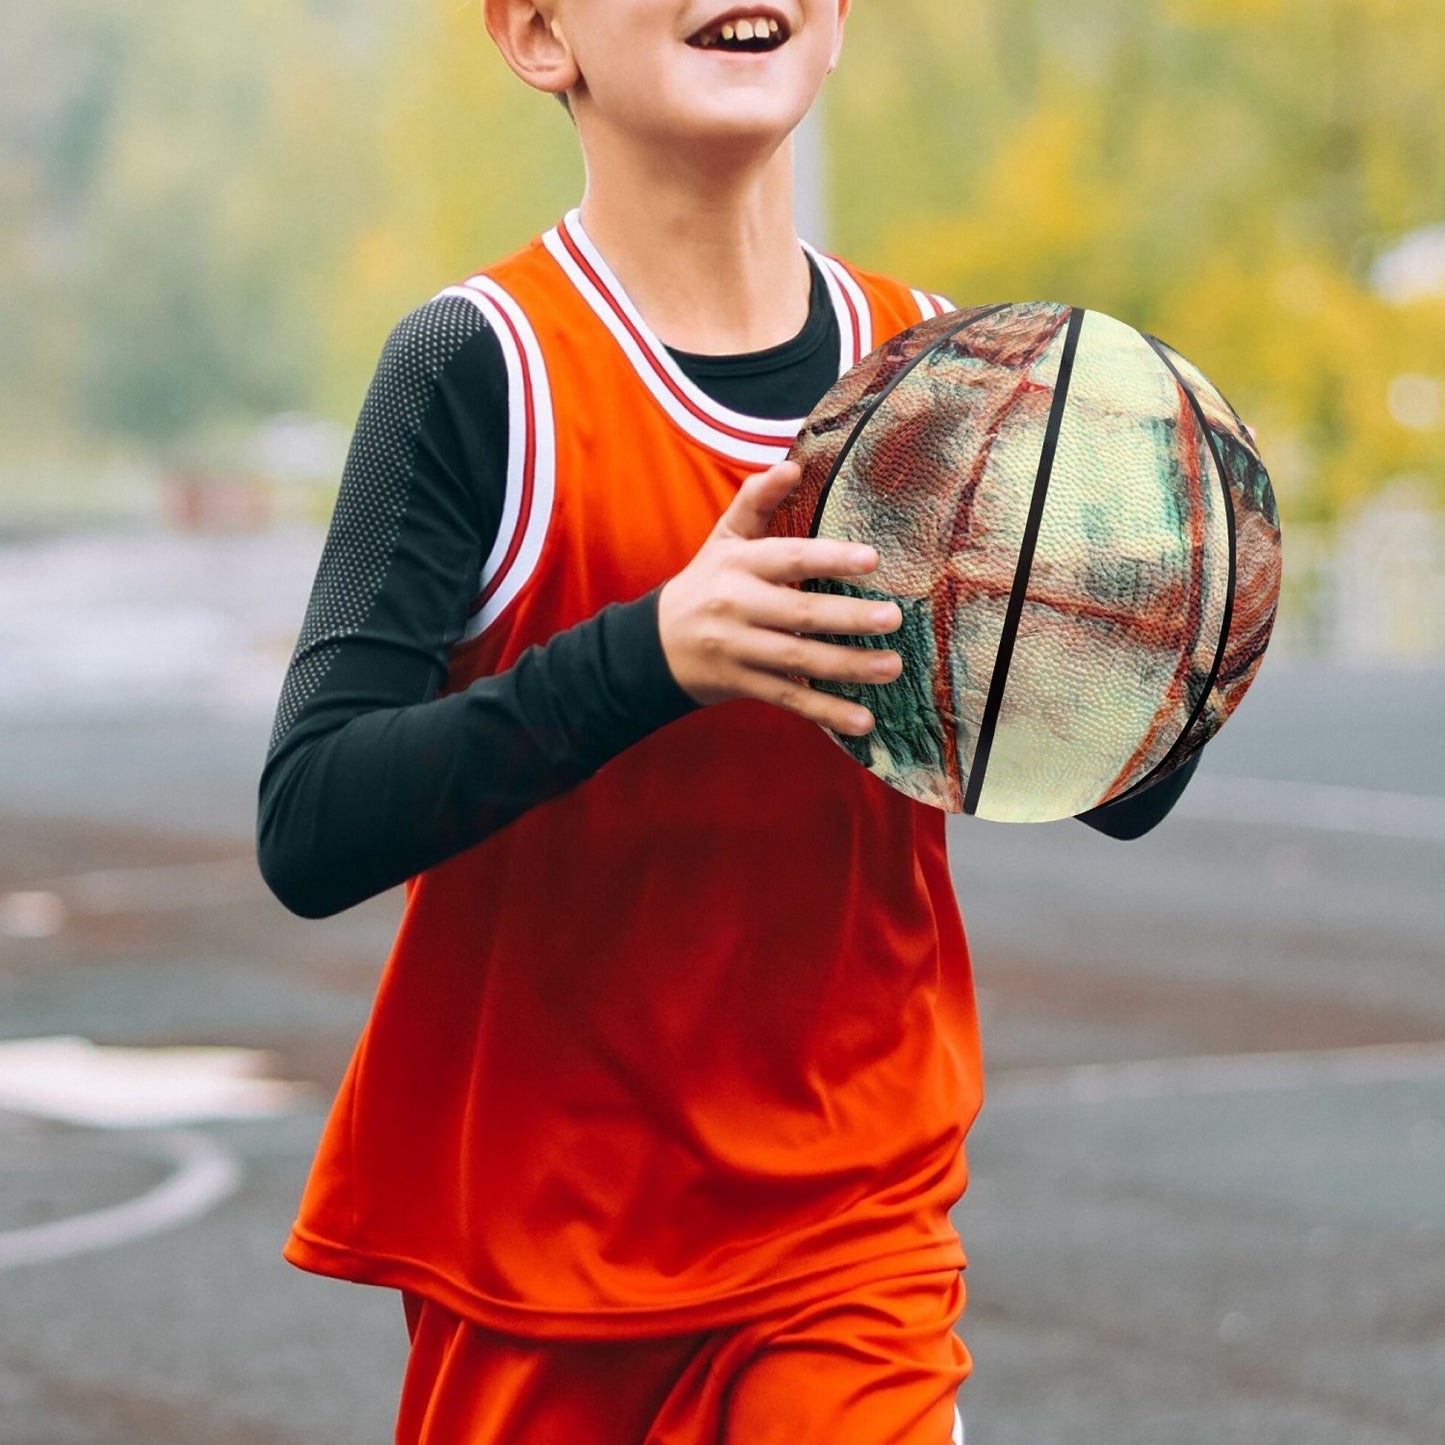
[805,303,1013,540]
[962,305,1086,817]
[1107,335,1240,804]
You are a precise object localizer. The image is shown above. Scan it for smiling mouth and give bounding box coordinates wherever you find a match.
[687,14,790,52]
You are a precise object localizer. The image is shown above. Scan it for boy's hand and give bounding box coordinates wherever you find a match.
[658,462,904,737]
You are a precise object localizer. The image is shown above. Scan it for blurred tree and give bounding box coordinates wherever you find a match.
[831,0,1445,521]
[3,0,388,454]
[0,0,127,445]
[318,1,582,416]
[74,0,389,449]
[1,0,1440,525]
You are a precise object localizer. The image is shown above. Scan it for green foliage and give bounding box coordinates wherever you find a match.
[317,2,582,416]
[2,0,1442,525]
[3,0,393,448]
[831,0,1445,522]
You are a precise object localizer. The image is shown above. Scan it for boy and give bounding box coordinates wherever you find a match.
[258,2,1196,1439]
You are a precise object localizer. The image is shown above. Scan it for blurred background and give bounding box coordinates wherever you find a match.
[5,0,1445,651]
[1,2,1442,1442]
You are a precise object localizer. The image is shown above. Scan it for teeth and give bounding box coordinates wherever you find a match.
[697,15,785,49]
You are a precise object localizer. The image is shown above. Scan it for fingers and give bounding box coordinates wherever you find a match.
[659,459,908,734]
[718,460,885,583]
[720,610,904,737]
[762,678,877,738]
[741,631,904,689]
[719,461,805,542]
[744,534,882,586]
[743,582,902,640]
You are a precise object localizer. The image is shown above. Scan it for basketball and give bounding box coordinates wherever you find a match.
[770,301,1283,822]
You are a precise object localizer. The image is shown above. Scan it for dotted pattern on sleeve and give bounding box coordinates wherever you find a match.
[268,295,491,755]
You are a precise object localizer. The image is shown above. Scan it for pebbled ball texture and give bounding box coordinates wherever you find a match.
[771,302,1282,822]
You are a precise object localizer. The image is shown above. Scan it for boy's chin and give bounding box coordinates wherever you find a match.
[652,94,815,152]
[580,75,820,161]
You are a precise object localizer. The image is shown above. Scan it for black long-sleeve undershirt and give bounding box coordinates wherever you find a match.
[258,267,1194,919]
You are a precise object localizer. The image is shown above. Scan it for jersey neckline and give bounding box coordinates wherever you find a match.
[542,210,873,467]
[664,256,832,379]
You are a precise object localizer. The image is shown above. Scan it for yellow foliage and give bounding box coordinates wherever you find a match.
[879,101,1128,310]
[1164,0,1287,26]
[831,0,1445,525]
[321,0,583,406]
[9,0,1441,524]
[1157,249,1445,519]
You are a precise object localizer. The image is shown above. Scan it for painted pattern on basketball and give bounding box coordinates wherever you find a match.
[770,303,1008,547]
[776,302,1281,822]
[1147,339,1283,772]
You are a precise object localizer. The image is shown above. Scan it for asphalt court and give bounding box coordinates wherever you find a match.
[1,529,1442,1443]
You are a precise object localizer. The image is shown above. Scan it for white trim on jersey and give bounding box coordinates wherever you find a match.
[804,243,873,374]
[437,278,558,643]
[543,212,798,468]
[543,211,880,467]
[952,1405,966,1444]
[911,289,959,322]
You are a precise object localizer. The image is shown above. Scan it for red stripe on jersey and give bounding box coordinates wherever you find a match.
[828,257,865,364]
[556,219,786,450]
[470,290,539,618]
[913,290,947,322]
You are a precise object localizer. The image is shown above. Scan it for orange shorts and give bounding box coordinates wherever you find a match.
[396,1270,969,1445]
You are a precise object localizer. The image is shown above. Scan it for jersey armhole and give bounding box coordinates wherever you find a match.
[437,278,558,644]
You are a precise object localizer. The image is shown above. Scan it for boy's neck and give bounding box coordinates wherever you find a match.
[577,136,812,358]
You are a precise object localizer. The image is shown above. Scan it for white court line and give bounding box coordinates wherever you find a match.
[1,1045,1438,1273]
[0,1036,313,1128]
[1179,774,1445,842]
[0,1128,240,1272]
[988,1041,1445,1111]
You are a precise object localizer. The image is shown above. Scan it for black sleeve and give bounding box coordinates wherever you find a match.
[257,296,695,920]
[1073,752,1201,840]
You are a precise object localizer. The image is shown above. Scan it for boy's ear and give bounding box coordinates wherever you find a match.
[483,0,579,100]
[828,0,852,72]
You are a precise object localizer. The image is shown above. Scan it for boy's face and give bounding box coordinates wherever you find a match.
[539,2,850,152]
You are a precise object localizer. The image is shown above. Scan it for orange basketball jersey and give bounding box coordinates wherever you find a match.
[284,213,984,1338]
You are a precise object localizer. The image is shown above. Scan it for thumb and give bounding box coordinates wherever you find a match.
[719,461,803,541]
